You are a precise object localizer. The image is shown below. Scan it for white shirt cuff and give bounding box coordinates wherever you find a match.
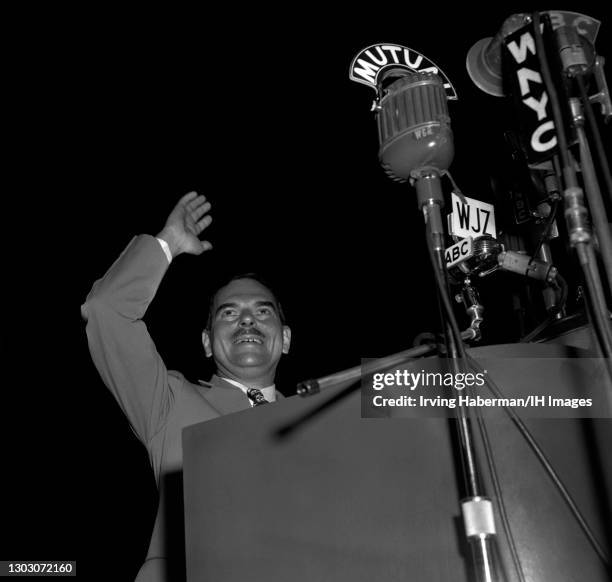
[156,237,173,263]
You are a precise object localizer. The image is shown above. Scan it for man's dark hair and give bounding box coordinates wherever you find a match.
[205,272,287,331]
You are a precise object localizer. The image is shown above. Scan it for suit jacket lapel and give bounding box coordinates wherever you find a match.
[198,375,252,415]
[198,375,285,414]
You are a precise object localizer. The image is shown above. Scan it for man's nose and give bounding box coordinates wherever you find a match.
[239,311,255,327]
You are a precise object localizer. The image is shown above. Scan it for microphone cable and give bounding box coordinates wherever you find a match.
[533,12,612,366]
[528,199,559,266]
[425,232,467,360]
[425,170,608,570]
[520,274,568,343]
[474,409,527,582]
[575,74,612,207]
[426,232,527,581]
[466,354,611,569]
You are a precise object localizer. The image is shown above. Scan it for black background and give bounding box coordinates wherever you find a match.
[3,5,611,579]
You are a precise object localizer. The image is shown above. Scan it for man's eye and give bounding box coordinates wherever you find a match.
[222,309,237,318]
[257,308,272,316]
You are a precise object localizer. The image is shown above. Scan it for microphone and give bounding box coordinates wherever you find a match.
[447,234,557,283]
[555,25,592,76]
[466,11,602,97]
[375,70,456,258]
[466,13,531,97]
[376,71,454,183]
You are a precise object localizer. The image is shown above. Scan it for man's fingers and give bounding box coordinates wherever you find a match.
[186,194,207,212]
[178,191,199,205]
[190,240,213,255]
[196,214,213,232]
[191,201,211,221]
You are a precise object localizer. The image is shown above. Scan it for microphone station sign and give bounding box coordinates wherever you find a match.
[448,193,497,240]
[445,237,474,269]
[349,43,458,100]
[502,21,558,165]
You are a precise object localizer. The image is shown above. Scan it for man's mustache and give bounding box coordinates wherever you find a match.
[233,328,265,340]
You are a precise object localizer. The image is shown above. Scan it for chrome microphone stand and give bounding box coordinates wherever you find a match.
[415,167,503,582]
[533,13,612,391]
[378,71,506,582]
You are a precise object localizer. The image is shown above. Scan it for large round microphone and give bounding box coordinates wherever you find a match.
[466,13,531,97]
[376,70,456,261]
[376,71,454,182]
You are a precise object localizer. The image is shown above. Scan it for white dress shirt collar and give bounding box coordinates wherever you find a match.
[221,377,276,405]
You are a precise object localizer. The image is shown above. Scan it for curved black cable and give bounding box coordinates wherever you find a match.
[423,225,525,582]
[425,235,529,579]
[576,74,612,207]
[467,355,610,567]
[519,275,567,343]
[533,11,612,367]
[424,224,488,504]
[425,239,467,360]
[520,314,555,343]
[475,412,527,582]
[529,199,559,265]
[554,273,569,315]
[580,246,612,359]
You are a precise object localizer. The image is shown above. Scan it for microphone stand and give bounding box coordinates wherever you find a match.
[533,13,612,388]
[339,63,508,580]
[554,20,612,296]
[282,179,506,581]
[277,342,438,440]
[569,98,612,398]
[284,164,508,581]
[414,168,504,582]
[570,97,612,294]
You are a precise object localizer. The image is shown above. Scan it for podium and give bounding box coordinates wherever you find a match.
[183,343,611,581]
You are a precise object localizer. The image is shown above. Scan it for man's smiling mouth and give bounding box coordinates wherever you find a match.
[234,334,264,345]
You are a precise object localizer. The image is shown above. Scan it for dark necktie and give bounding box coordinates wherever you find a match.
[247,387,269,406]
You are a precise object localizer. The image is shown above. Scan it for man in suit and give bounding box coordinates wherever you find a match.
[81,191,291,582]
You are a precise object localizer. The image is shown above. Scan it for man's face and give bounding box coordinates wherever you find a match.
[202,278,291,384]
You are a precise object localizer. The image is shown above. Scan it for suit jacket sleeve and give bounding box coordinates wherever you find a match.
[81,234,173,444]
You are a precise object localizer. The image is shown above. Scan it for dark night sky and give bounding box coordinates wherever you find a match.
[4,6,611,579]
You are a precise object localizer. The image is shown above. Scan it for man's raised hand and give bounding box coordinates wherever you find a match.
[157,192,213,257]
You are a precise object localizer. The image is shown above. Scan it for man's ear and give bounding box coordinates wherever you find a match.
[202,330,213,358]
[282,326,291,354]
